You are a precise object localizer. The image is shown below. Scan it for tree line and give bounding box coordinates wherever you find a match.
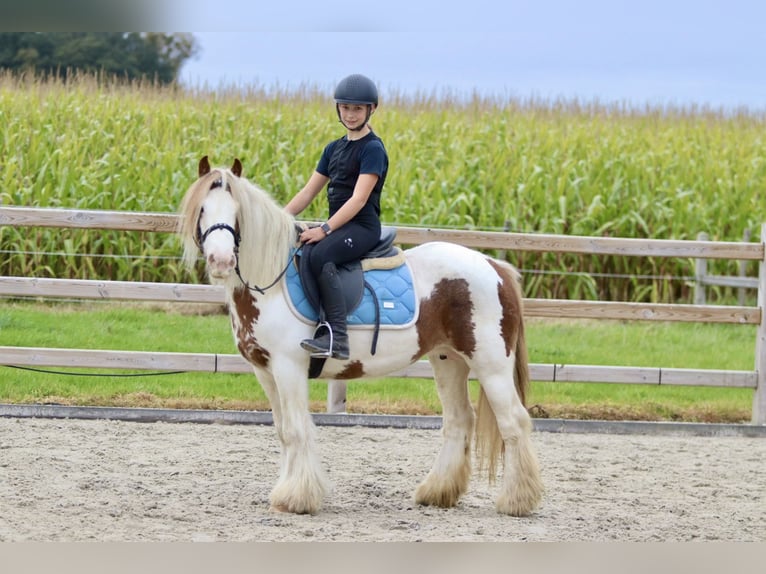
[0,33,198,84]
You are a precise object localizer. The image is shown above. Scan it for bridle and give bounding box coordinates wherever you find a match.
[196,221,240,251]
[193,177,241,251]
[194,177,298,295]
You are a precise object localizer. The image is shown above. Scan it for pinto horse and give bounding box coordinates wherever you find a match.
[178,157,543,516]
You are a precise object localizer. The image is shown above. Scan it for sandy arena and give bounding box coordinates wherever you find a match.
[0,416,763,541]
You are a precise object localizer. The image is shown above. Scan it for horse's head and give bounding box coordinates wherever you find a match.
[180,155,298,291]
[179,156,244,280]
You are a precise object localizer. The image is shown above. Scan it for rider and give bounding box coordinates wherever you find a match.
[285,73,389,360]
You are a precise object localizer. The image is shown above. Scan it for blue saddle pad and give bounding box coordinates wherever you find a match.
[285,259,417,327]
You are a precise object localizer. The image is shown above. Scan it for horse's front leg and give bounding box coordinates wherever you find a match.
[264,359,330,515]
[252,366,284,442]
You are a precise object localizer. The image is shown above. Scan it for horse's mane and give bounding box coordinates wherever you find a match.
[178,170,218,270]
[178,167,297,288]
[230,172,297,286]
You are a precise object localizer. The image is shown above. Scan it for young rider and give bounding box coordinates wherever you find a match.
[285,73,389,360]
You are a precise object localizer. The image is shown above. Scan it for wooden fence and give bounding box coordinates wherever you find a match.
[694,230,759,305]
[1,206,765,423]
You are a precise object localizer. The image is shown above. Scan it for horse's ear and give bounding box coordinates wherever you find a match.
[199,156,211,177]
[232,158,243,178]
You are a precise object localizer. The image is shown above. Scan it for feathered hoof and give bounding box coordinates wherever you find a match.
[269,498,321,515]
[269,483,325,515]
[269,502,318,515]
[414,478,464,508]
[495,481,544,517]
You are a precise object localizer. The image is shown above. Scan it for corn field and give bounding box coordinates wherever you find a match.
[1,72,764,303]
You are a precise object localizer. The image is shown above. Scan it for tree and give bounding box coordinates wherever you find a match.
[0,33,199,83]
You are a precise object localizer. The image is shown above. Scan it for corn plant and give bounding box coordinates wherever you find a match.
[1,72,764,302]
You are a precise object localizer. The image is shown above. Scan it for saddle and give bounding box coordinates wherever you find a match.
[295,226,400,314]
[292,226,408,378]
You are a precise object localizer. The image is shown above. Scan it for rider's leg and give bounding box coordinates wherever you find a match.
[300,261,349,359]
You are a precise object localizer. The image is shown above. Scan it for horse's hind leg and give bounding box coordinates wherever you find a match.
[415,351,473,508]
[476,369,543,516]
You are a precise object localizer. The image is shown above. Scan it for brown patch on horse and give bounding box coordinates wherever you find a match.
[486,258,523,357]
[412,278,476,362]
[486,258,529,406]
[230,287,270,368]
[334,361,366,380]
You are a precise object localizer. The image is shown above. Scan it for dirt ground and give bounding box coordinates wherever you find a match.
[0,416,763,542]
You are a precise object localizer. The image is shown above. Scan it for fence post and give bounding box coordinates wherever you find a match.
[327,380,347,413]
[739,228,751,305]
[694,232,708,305]
[752,224,766,424]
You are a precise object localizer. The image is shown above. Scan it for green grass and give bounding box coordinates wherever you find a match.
[0,301,756,422]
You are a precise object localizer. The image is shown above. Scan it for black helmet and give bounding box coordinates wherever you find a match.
[334,74,379,106]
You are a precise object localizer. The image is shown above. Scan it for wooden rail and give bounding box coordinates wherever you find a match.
[0,207,179,233]
[0,277,226,304]
[1,206,763,259]
[1,346,757,389]
[1,206,764,423]
[0,277,760,325]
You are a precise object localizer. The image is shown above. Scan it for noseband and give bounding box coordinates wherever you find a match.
[196,221,241,251]
[194,176,296,295]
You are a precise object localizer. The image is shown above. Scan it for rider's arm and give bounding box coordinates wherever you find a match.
[299,173,378,244]
[285,171,329,216]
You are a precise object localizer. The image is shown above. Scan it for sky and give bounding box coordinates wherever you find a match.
[172,0,766,112]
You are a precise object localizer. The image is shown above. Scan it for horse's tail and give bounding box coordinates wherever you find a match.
[475,288,530,483]
[514,319,530,406]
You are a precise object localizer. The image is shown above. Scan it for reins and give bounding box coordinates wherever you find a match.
[235,244,299,295]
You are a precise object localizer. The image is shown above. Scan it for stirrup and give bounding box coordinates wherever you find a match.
[307,321,334,358]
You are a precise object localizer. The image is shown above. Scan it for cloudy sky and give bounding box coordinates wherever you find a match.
[173,0,766,111]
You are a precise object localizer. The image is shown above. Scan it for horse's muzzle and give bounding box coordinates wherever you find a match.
[207,252,237,278]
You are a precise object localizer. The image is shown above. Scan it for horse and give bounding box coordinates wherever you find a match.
[178,156,543,516]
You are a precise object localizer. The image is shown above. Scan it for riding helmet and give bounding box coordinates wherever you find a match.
[333,74,379,106]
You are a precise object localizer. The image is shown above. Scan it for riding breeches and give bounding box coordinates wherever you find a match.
[304,221,380,277]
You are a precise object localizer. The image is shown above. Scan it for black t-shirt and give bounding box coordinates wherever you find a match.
[316,130,388,225]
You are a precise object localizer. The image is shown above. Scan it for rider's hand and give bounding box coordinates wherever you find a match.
[299,226,327,244]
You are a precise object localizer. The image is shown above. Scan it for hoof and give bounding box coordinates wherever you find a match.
[495,484,543,517]
[414,475,465,508]
[269,502,318,515]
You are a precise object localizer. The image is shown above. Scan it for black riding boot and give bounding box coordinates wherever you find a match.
[300,262,350,360]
